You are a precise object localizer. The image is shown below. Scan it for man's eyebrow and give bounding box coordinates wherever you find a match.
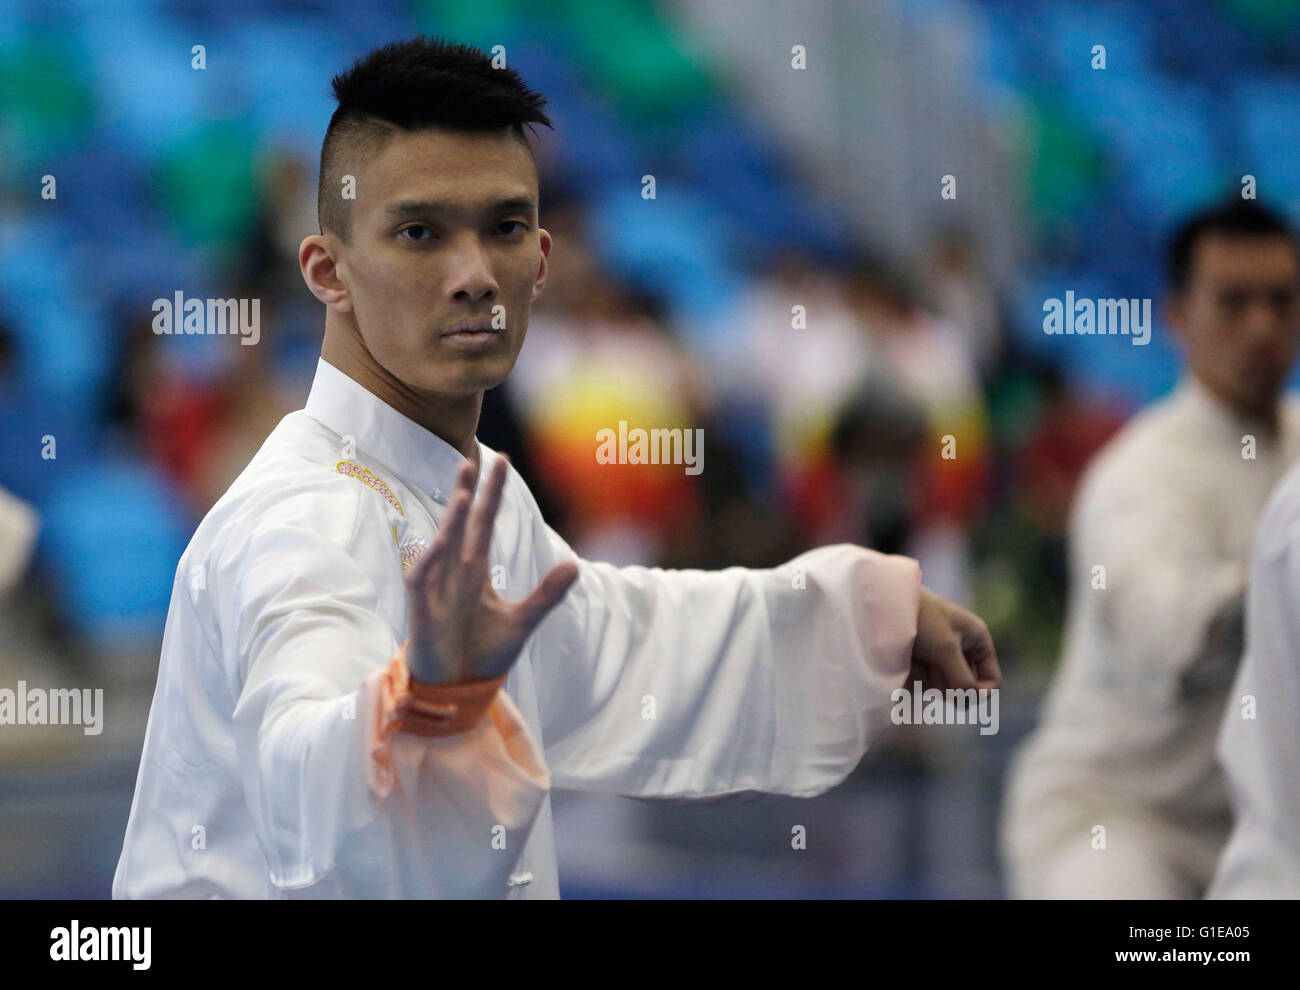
[383,197,538,219]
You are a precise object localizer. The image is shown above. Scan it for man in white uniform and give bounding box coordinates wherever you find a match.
[113,39,999,899]
[1209,461,1300,898]
[1001,199,1300,898]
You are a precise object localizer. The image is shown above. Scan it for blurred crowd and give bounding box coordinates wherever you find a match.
[3,144,1126,682]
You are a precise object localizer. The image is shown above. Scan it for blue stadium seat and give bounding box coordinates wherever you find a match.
[71,17,207,159]
[38,455,190,648]
[585,180,748,334]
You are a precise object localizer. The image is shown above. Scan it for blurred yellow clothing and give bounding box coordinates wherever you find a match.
[512,315,700,535]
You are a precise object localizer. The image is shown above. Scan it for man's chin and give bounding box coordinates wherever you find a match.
[421,357,515,394]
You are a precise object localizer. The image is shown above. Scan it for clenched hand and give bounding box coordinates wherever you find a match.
[909,587,1001,692]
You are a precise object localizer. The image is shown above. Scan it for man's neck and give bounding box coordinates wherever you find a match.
[321,315,483,466]
[1193,374,1281,440]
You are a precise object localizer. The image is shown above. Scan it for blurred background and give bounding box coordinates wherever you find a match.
[1,0,1298,897]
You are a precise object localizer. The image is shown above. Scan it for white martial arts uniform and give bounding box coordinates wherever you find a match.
[1001,376,1300,898]
[1208,460,1300,898]
[113,357,922,898]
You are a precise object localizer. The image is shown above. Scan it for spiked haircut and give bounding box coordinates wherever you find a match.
[318,37,553,242]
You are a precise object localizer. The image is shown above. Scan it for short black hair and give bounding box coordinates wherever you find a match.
[1166,197,1299,293]
[318,37,553,242]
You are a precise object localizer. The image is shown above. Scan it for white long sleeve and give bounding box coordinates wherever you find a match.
[1073,464,1247,705]
[224,490,549,897]
[113,475,550,900]
[523,487,923,799]
[1210,466,1300,899]
[114,357,930,898]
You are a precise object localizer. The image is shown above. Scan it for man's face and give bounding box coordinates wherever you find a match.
[1170,233,1300,416]
[334,126,548,395]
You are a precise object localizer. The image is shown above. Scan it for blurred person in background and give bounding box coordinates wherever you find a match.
[508,203,709,565]
[238,150,321,301]
[1008,366,1128,641]
[843,260,991,606]
[184,296,302,512]
[727,250,878,498]
[107,292,299,519]
[709,250,883,565]
[795,372,928,557]
[1001,198,1300,898]
[926,227,1005,382]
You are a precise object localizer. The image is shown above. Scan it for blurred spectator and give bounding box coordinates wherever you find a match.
[108,292,298,519]
[237,149,319,301]
[1002,198,1300,899]
[718,250,878,495]
[844,259,991,605]
[512,209,708,564]
[1012,366,1128,604]
[925,226,1005,380]
[797,373,929,555]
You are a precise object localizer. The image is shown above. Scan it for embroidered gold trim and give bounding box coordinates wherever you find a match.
[335,460,405,516]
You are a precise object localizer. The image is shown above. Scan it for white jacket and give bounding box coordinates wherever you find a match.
[113,357,922,898]
[1209,459,1300,898]
[1002,377,1300,891]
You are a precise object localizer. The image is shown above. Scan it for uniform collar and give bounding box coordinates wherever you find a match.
[1175,374,1285,450]
[303,357,483,501]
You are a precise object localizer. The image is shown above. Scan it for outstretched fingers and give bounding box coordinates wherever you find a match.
[405,461,474,598]
[465,456,508,564]
[433,493,471,590]
[513,561,580,633]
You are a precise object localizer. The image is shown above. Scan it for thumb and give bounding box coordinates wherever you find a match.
[515,561,580,631]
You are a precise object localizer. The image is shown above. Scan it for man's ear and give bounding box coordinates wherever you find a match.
[300,234,353,314]
[531,227,551,303]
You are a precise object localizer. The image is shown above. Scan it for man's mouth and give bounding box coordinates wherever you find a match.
[440,322,506,349]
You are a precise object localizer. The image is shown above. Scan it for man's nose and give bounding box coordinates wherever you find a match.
[1235,300,1292,360]
[446,236,499,305]
[1243,295,1284,338]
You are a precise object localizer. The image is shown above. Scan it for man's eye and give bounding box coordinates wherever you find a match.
[498,220,528,235]
[399,225,434,241]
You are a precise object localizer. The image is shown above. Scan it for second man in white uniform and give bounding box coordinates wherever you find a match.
[1001,199,1300,898]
